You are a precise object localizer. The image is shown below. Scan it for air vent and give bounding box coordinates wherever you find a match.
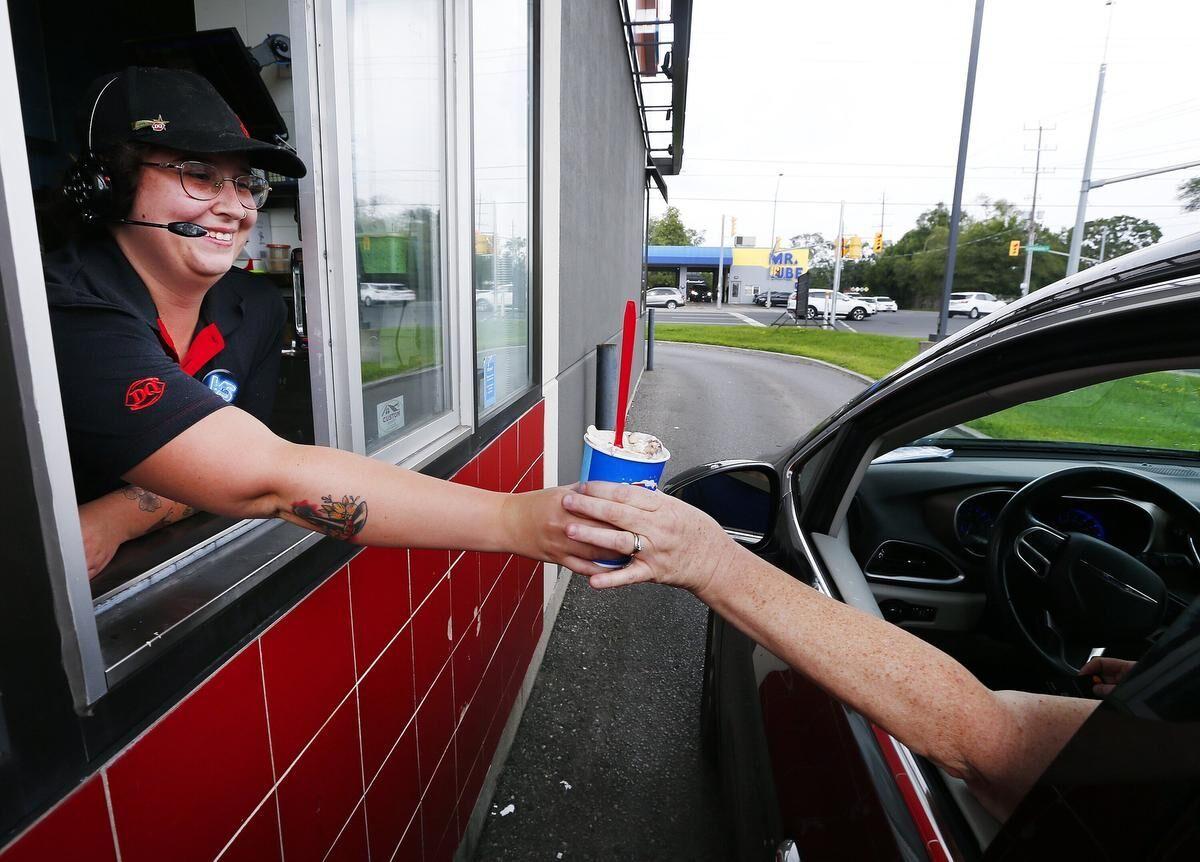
[865,541,962,584]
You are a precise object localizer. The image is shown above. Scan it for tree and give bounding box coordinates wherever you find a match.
[648,206,705,246]
[1178,176,1200,212]
[1064,215,1161,266]
[788,232,834,268]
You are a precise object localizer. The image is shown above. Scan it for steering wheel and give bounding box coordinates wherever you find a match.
[988,466,1200,676]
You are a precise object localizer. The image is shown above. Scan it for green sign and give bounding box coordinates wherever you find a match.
[1028,244,1051,252]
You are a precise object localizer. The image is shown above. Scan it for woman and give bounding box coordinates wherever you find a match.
[560,482,1108,821]
[47,67,607,577]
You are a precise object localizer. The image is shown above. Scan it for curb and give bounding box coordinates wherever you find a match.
[654,340,876,385]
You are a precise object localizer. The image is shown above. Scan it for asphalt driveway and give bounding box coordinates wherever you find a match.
[471,342,867,861]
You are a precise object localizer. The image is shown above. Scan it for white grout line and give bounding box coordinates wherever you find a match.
[387,812,421,862]
[100,772,124,862]
[319,799,365,862]
[255,640,287,862]
[213,786,285,862]
[344,575,370,810]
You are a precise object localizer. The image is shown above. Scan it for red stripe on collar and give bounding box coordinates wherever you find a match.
[180,323,226,376]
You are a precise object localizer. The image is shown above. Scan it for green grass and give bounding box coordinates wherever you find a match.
[654,324,920,381]
[359,319,530,384]
[654,325,1199,454]
[965,372,1200,452]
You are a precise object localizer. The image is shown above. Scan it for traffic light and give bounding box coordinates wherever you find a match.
[1008,240,1021,257]
[847,236,863,260]
[839,237,850,258]
[872,232,884,254]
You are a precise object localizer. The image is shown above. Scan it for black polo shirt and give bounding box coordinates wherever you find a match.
[44,235,286,503]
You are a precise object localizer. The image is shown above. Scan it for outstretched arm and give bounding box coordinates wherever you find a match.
[123,405,608,569]
[78,487,197,578]
[561,482,1097,820]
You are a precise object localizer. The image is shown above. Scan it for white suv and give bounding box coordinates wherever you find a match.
[948,291,1005,319]
[645,286,686,309]
[789,289,872,321]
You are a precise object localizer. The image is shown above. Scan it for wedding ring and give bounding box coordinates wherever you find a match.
[629,531,644,556]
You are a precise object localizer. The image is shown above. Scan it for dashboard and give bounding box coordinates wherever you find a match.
[851,456,1200,608]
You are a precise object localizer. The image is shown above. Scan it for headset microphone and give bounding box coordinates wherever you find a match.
[120,219,209,238]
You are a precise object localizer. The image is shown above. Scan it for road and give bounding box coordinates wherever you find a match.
[654,305,974,339]
[472,343,867,861]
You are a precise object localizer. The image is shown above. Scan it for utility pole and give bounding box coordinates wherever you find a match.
[1021,124,1055,296]
[879,193,885,239]
[828,201,845,328]
[934,0,986,342]
[716,214,726,309]
[1067,1,1116,276]
[769,172,784,251]
[1067,63,1106,276]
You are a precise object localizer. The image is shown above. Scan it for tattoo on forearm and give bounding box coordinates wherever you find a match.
[122,486,163,513]
[291,494,369,540]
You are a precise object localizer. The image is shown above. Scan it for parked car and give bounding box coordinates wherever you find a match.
[753,289,793,307]
[687,278,713,302]
[670,235,1200,860]
[646,286,686,309]
[788,288,872,321]
[868,295,898,312]
[474,283,514,314]
[860,296,879,314]
[948,291,1006,318]
[359,282,415,307]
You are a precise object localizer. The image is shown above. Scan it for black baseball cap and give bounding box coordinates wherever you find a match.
[83,66,307,178]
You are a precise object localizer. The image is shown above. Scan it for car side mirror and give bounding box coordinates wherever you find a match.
[665,461,780,549]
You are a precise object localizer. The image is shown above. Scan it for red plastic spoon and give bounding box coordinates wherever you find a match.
[612,300,637,449]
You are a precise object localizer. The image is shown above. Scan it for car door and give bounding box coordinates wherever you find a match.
[670,269,1200,861]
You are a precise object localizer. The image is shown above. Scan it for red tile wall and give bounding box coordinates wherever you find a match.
[0,402,548,862]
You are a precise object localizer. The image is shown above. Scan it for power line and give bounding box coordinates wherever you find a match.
[667,195,1189,208]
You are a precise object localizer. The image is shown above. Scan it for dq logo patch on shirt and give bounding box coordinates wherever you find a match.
[203,369,239,403]
[125,377,166,412]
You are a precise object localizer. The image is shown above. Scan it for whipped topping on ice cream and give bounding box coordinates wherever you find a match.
[584,425,669,462]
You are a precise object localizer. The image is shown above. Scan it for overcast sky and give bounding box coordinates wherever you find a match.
[656,0,1200,250]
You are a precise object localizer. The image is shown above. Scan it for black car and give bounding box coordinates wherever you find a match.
[667,235,1200,860]
[753,289,794,308]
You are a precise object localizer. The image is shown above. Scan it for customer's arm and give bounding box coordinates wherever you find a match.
[123,406,607,568]
[79,487,198,578]
[560,482,1097,820]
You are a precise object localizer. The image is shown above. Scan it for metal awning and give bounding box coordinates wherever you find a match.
[619,0,693,180]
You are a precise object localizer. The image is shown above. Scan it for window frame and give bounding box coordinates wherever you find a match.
[470,0,541,428]
[0,0,540,707]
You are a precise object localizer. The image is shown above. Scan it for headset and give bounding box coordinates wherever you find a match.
[61,75,121,224]
[61,74,207,237]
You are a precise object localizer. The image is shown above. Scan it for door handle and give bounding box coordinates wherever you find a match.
[291,247,306,338]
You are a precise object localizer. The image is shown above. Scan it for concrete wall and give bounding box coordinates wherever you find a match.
[554,0,647,483]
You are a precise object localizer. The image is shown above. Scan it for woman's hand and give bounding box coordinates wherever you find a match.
[1079,655,1136,697]
[501,485,617,572]
[560,481,742,596]
[78,501,131,579]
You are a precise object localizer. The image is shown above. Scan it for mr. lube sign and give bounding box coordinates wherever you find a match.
[768,243,809,280]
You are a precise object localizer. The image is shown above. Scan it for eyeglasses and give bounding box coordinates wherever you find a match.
[141,160,272,210]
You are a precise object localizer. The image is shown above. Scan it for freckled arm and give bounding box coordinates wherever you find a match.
[699,544,1098,820]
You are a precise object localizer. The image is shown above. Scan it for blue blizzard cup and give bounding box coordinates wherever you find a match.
[579,425,671,567]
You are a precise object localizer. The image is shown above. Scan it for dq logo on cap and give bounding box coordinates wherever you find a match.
[203,369,239,403]
[125,377,166,411]
[132,115,169,133]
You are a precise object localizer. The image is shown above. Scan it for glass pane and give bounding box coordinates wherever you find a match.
[931,370,1200,454]
[473,0,532,418]
[349,0,451,452]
